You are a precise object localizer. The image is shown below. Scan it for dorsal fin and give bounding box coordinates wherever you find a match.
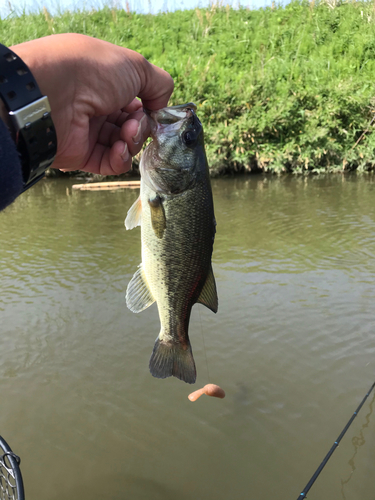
[197,266,218,313]
[125,196,142,230]
[126,265,155,313]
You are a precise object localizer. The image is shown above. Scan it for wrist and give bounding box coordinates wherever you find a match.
[0,98,18,146]
[0,42,57,190]
[0,99,10,129]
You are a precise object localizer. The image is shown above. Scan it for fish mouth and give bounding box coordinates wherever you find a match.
[144,103,197,138]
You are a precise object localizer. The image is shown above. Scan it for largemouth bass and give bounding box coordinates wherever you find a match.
[125,103,218,384]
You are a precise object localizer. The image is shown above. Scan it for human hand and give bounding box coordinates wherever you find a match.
[11,34,174,175]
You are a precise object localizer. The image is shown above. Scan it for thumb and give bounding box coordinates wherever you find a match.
[137,60,174,111]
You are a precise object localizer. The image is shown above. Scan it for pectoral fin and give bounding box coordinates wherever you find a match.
[148,195,166,239]
[125,196,142,230]
[197,266,218,313]
[126,265,155,313]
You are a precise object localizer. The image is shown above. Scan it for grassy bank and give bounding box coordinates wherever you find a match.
[2,1,375,173]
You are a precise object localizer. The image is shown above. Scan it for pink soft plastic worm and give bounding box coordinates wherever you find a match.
[188,384,225,402]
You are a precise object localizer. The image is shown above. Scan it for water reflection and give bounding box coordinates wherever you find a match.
[1,174,375,500]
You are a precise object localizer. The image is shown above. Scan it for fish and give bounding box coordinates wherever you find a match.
[125,102,218,384]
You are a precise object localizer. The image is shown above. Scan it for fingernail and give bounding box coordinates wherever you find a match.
[131,115,146,145]
[121,143,129,162]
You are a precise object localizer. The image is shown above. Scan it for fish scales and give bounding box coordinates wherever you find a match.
[141,181,214,333]
[125,103,218,384]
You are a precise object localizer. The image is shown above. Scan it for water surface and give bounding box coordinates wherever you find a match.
[1,174,374,500]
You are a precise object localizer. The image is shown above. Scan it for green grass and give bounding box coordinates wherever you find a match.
[3,1,375,173]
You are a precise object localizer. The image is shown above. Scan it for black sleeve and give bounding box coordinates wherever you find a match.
[0,118,23,211]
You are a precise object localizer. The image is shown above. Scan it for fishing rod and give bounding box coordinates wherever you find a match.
[296,380,375,500]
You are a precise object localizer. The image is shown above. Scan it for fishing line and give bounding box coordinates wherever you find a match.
[296,380,375,500]
[198,307,211,382]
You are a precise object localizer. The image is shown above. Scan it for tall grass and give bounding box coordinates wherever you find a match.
[2,1,375,173]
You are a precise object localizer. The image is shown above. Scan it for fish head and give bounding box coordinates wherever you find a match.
[140,103,207,195]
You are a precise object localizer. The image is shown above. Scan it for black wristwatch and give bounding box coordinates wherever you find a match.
[0,43,57,192]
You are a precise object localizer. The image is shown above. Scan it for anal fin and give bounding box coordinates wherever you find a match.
[126,265,155,313]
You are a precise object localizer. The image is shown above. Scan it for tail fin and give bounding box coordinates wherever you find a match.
[149,339,196,384]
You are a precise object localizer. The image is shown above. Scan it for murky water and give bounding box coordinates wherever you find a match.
[1,174,375,500]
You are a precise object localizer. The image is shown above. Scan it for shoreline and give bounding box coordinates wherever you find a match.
[4,1,375,174]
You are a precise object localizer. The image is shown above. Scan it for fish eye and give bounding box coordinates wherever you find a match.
[182,130,197,147]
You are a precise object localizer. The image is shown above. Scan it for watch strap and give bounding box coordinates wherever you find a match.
[0,43,57,191]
